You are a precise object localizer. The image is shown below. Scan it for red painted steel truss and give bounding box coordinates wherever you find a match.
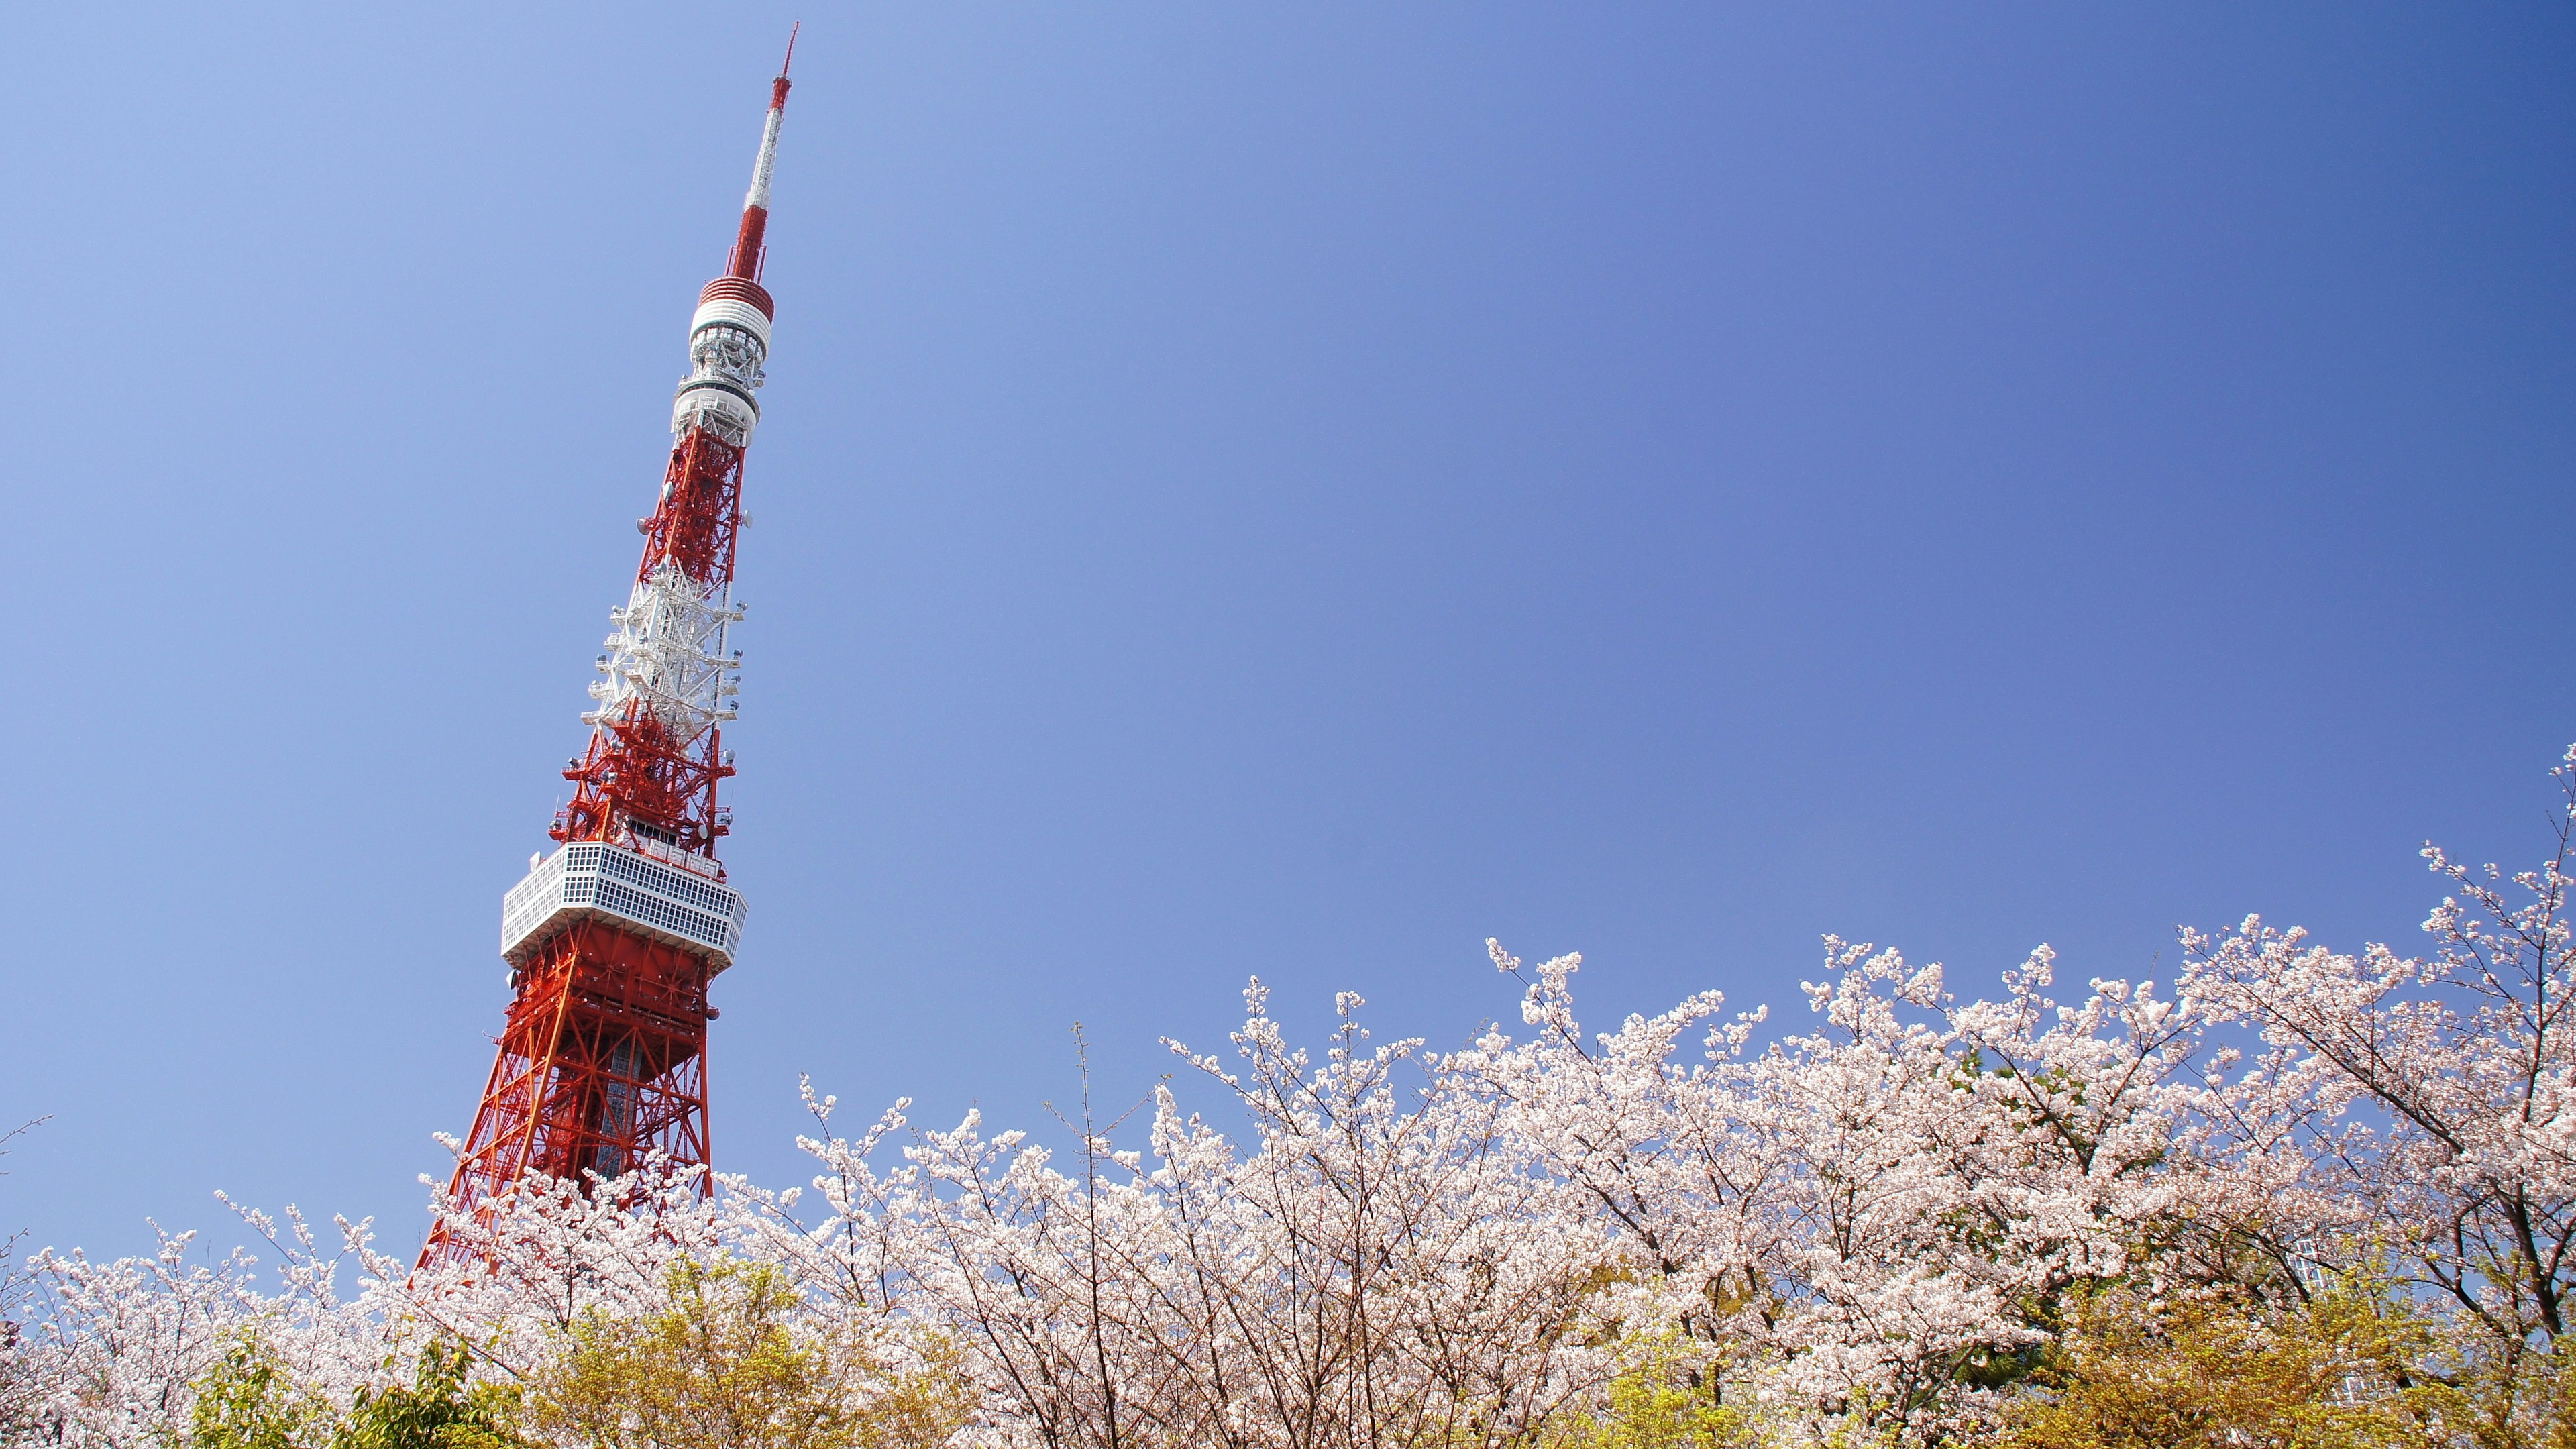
[423,923,715,1267]
[421,46,792,1271]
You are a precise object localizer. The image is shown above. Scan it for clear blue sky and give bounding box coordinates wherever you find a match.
[7,4,2573,1263]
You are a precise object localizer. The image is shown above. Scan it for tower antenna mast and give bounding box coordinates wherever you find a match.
[425,44,798,1265]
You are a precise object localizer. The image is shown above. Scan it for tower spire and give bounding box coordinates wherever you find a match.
[425,54,799,1267]
[729,25,796,282]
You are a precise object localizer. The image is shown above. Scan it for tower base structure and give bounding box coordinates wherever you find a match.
[420,918,721,1269]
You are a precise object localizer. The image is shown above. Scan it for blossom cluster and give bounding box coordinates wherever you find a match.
[9,745,2575,1448]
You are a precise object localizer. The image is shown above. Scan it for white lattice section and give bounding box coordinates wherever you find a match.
[502,841,749,969]
[586,561,741,745]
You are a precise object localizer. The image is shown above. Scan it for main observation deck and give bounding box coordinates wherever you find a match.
[501,841,749,971]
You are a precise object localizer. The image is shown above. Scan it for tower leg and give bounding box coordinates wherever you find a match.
[421,922,713,1270]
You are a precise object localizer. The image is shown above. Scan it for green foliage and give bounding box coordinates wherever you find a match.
[2417,1330,2576,1449]
[189,1334,326,1449]
[189,1333,522,1449]
[340,1339,524,1449]
[2002,1284,2458,1449]
[526,1256,972,1449]
[1549,1335,1750,1449]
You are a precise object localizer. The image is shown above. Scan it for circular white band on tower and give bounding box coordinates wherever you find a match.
[691,298,773,352]
[674,384,759,443]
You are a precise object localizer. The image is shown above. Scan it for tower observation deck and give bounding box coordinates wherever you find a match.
[424,40,797,1266]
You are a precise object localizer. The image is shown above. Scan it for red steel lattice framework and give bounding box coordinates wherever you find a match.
[423,39,797,1267]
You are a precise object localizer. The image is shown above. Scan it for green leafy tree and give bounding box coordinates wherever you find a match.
[526,1257,969,1449]
[1548,1335,1750,1449]
[339,1338,524,1449]
[189,1334,327,1449]
[2002,1286,2457,1449]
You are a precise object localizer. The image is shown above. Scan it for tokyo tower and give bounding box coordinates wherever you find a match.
[424,40,796,1265]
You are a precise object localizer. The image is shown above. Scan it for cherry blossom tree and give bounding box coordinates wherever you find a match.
[2179,745,2576,1371]
[752,987,1615,1448]
[11,741,2575,1448]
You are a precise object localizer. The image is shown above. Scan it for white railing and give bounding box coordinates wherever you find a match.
[501,841,748,970]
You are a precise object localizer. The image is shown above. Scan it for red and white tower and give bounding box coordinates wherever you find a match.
[425,44,796,1265]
